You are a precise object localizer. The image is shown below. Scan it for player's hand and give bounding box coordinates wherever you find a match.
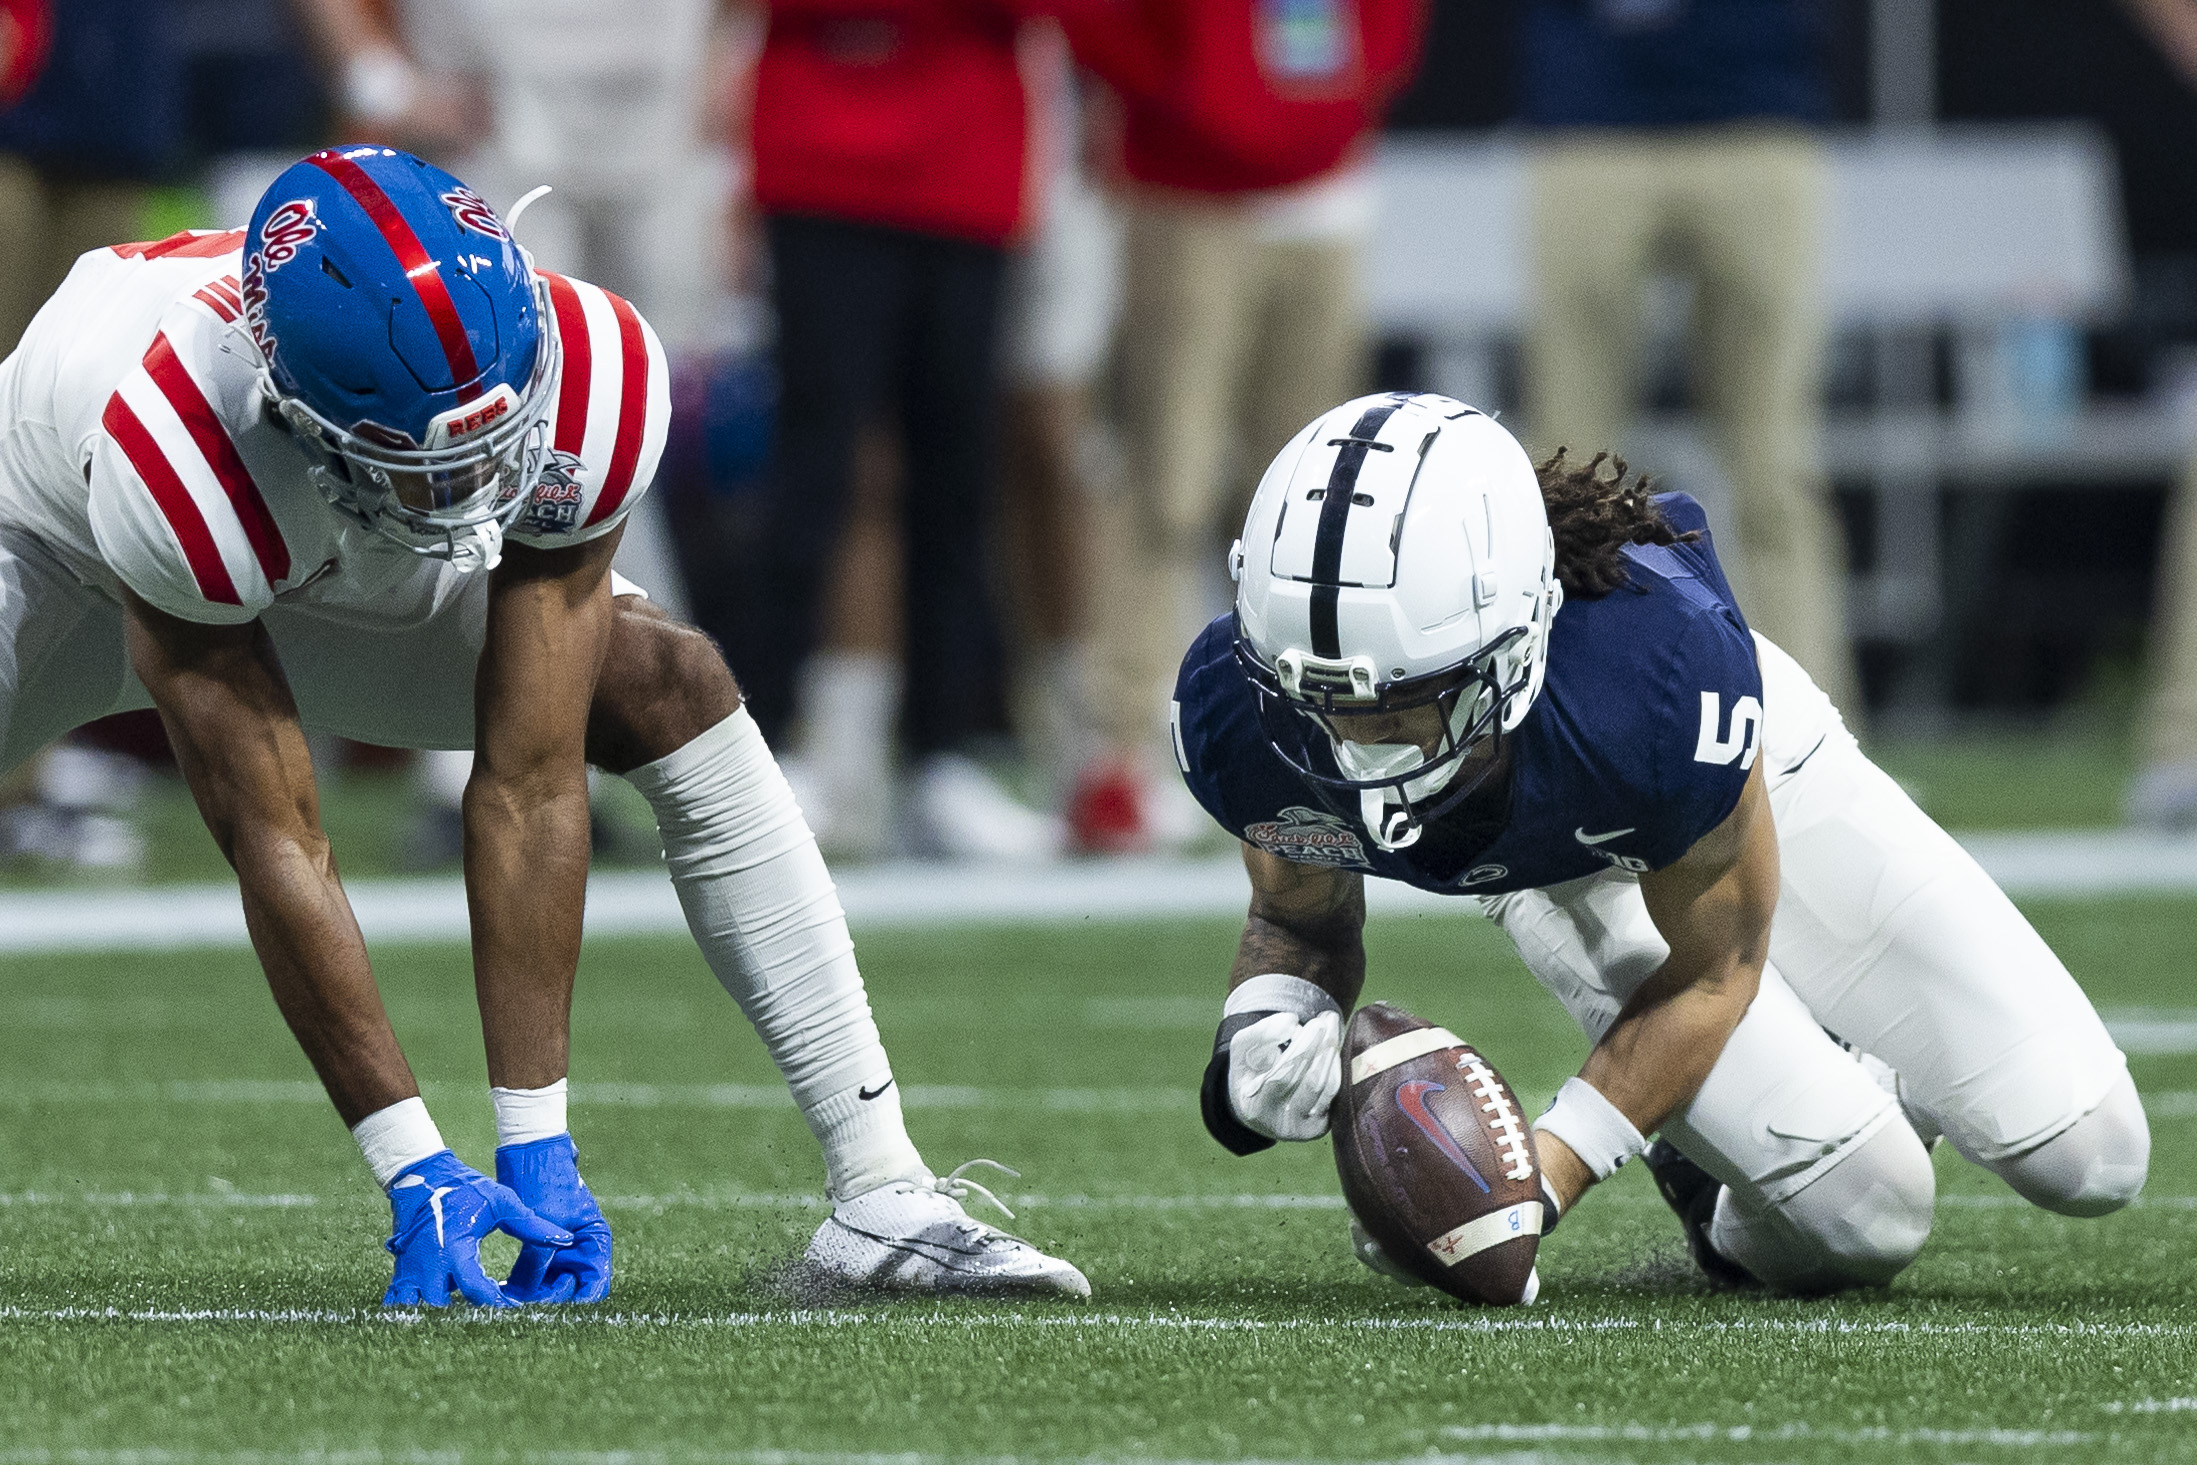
[496,1134,612,1304]
[1228,1008,1343,1141]
[382,1150,574,1308]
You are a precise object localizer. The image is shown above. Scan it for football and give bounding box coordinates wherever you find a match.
[1332,1001,1544,1306]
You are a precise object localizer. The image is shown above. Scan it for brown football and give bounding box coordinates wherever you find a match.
[1333,1001,1543,1305]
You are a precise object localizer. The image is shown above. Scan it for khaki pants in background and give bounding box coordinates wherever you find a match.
[1526,126,1857,714]
[0,160,146,357]
[1091,192,1367,754]
[2138,456,2197,773]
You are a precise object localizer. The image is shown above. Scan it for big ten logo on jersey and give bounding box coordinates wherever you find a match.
[1695,692,1762,770]
[1257,0,1351,84]
[1243,805,1373,870]
[519,451,586,535]
[441,187,509,241]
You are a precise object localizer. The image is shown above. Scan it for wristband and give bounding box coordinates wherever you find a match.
[1201,976,1341,1156]
[1224,972,1342,1022]
[352,1096,445,1188]
[1532,1076,1648,1182]
[491,1078,569,1148]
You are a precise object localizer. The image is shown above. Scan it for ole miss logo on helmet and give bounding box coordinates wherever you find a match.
[255,200,320,270]
[441,187,508,241]
[242,199,319,360]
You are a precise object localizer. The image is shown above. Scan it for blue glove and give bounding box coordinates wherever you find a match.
[382,1149,574,1308]
[496,1133,612,1304]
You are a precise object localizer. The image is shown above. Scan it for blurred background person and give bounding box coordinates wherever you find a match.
[293,0,737,862]
[1063,0,1428,853]
[739,0,1067,861]
[1517,0,1856,714]
[0,0,169,872]
[2122,0,2197,826]
[995,19,1120,821]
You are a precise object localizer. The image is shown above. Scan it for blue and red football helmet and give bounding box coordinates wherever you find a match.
[244,146,557,569]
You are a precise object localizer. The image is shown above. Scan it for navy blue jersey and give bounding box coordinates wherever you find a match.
[1174,494,1763,895]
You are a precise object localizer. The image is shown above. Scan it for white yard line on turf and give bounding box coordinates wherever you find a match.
[1442,1423,2098,1447]
[0,1306,2192,1338]
[2,830,2194,954]
[15,1077,2197,1122]
[0,1079,1189,1112]
[0,1456,1557,1465]
[4,1185,2196,1214]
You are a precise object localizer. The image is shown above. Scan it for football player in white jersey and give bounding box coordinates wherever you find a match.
[0,145,1088,1305]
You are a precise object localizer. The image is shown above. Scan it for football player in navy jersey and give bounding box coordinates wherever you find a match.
[1177,392,2149,1293]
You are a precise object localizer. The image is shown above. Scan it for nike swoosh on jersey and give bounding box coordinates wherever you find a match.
[858,1079,895,1102]
[1574,826,1637,846]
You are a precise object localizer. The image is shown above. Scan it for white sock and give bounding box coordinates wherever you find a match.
[794,651,900,851]
[417,748,472,810]
[491,1078,569,1148]
[351,1096,445,1188]
[623,707,930,1200]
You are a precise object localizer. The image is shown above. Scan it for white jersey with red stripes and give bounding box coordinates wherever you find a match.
[0,229,669,628]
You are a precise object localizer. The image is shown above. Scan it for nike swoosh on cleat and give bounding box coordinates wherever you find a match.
[1574,826,1636,846]
[858,1079,895,1102]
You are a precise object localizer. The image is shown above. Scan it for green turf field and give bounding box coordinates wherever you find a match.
[1,901,2194,1464]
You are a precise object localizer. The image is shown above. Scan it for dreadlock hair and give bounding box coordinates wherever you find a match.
[1535,448,1697,600]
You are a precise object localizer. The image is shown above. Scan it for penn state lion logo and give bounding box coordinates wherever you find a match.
[1243,806,1372,870]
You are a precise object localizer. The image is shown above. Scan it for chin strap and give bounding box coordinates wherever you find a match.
[1361,789,1422,851]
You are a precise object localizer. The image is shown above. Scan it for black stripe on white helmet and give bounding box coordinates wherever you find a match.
[1231,392,1562,852]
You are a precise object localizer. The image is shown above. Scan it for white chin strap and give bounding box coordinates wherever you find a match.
[1336,741,1464,853]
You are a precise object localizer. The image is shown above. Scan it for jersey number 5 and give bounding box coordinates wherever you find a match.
[1694,692,1762,770]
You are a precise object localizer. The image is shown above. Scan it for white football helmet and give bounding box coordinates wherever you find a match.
[1231,393,1561,851]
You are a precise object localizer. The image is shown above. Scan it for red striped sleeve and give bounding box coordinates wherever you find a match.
[100,393,240,606]
[111,230,247,261]
[584,291,651,528]
[192,282,240,322]
[142,333,290,585]
[308,151,481,395]
[543,273,591,457]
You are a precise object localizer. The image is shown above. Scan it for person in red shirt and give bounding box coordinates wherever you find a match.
[744,0,1069,860]
[1059,0,1427,851]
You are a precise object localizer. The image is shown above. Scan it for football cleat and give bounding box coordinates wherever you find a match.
[803,1160,1090,1298]
[1643,1139,1755,1288]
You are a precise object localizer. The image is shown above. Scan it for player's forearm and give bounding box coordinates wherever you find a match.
[463,763,590,1090]
[1228,909,1365,1011]
[230,822,421,1125]
[1582,955,1761,1138]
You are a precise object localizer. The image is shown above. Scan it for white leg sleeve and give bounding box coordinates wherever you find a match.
[622,708,930,1200]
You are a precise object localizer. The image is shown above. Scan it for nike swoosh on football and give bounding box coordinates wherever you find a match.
[1394,1079,1492,1194]
[1574,826,1637,846]
[858,1079,895,1102]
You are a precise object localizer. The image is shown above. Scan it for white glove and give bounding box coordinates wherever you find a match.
[1350,1216,1427,1288]
[1226,1008,1342,1142]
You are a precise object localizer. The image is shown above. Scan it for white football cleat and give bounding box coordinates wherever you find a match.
[804,1160,1090,1298]
[903,754,1065,863]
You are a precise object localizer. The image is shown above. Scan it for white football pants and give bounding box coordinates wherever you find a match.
[1481,634,2149,1292]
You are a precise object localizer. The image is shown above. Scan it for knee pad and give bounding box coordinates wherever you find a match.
[1993,1070,2150,1217]
[1709,1119,1936,1294]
